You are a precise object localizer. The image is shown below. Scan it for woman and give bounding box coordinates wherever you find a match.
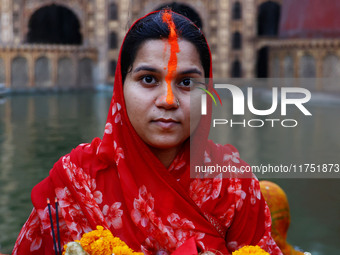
[13,10,282,255]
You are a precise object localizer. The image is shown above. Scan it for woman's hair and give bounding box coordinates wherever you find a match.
[121,10,211,83]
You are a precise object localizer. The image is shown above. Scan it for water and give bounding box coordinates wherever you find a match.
[0,92,111,253]
[0,91,339,254]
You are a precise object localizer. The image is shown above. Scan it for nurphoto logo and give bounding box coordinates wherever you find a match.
[201,84,312,128]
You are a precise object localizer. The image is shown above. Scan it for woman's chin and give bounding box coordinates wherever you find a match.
[146,139,186,151]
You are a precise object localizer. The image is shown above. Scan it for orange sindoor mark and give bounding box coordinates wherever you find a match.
[162,10,180,105]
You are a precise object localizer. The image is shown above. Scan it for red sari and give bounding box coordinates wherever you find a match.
[13,11,282,255]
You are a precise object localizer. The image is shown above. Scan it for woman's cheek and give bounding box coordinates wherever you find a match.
[188,92,203,132]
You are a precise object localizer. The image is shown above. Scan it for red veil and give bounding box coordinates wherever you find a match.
[13,11,282,255]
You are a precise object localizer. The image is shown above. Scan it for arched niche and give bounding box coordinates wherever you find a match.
[283,55,294,77]
[27,4,82,45]
[323,54,340,78]
[57,57,74,88]
[109,3,118,20]
[299,54,316,78]
[232,2,242,20]
[256,47,269,78]
[0,58,5,84]
[109,60,117,77]
[272,56,280,77]
[231,59,242,77]
[11,56,28,89]
[232,32,242,50]
[109,32,118,49]
[35,57,51,87]
[78,58,94,88]
[257,1,281,36]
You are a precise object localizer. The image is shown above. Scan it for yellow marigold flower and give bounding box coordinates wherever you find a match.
[232,245,270,255]
[112,245,136,255]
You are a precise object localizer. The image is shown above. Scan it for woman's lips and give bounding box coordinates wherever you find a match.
[152,118,180,129]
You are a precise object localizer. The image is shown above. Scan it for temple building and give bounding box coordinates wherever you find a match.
[0,0,339,91]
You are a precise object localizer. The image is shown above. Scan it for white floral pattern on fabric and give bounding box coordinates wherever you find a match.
[26,221,42,252]
[79,143,91,149]
[219,204,235,228]
[257,213,282,255]
[168,152,186,172]
[228,178,246,211]
[223,151,240,163]
[112,101,122,125]
[12,207,73,254]
[167,213,205,249]
[249,178,262,205]
[57,156,106,239]
[113,140,124,165]
[104,122,113,134]
[264,204,272,229]
[55,187,92,239]
[189,175,222,208]
[226,183,281,254]
[38,204,73,248]
[227,241,239,251]
[62,156,103,205]
[14,209,43,253]
[103,202,123,229]
[131,186,205,254]
[204,151,212,163]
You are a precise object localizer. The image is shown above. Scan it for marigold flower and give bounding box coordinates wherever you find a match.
[63,226,143,255]
[232,245,270,255]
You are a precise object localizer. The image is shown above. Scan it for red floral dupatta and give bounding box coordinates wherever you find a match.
[13,11,282,255]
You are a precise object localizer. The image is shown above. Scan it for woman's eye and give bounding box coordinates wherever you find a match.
[179,78,193,88]
[141,75,157,85]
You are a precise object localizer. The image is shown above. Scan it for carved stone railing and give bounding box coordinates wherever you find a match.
[261,39,340,92]
[0,44,98,90]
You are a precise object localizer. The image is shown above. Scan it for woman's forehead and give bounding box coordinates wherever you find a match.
[132,39,204,74]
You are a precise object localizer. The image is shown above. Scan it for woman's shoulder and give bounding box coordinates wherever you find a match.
[206,140,242,161]
[204,140,252,178]
[51,137,105,178]
[68,137,103,169]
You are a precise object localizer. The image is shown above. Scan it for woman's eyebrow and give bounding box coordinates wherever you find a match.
[133,65,161,73]
[179,68,202,76]
[133,66,203,76]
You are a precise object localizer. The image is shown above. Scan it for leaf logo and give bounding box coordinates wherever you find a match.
[198,87,223,106]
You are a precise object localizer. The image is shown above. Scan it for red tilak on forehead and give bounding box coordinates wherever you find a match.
[162,10,180,105]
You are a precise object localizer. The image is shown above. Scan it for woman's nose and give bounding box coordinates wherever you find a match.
[155,83,179,109]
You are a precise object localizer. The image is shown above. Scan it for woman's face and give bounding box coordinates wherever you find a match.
[124,39,205,150]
